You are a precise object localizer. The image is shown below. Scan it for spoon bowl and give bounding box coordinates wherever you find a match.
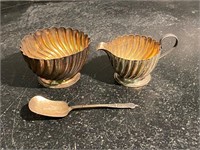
[29,96,72,117]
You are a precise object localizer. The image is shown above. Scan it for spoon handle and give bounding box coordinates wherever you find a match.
[71,103,139,110]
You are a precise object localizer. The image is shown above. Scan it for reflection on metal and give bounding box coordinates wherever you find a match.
[97,34,178,88]
[29,95,139,117]
[20,27,90,88]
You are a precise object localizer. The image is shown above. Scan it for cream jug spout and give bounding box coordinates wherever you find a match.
[97,42,109,52]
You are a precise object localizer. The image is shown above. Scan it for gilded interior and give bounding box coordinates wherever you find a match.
[103,35,160,61]
[97,34,162,85]
[20,27,90,60]
[20,27,90,81]
[97,34,177,87]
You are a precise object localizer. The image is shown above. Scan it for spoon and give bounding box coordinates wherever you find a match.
[28,96,139,117]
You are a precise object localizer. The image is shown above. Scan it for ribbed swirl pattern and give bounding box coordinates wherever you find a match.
[103,35,161,80]
[20,27,90,80]
[107,52,160,80]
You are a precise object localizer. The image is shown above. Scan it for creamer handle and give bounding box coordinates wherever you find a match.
[159,33,178,59]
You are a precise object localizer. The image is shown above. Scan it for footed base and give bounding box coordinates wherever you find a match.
[114,73,151,88]
[38,73,81,88]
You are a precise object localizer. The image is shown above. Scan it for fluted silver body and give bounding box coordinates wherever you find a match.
[20,27,90,88]
[97,34,161,87]
[106,51,160,80]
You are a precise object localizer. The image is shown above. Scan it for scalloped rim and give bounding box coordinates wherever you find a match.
[98,34,161,61]
[20,26,91,60]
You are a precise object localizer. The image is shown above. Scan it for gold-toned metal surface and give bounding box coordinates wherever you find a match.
[20,27,90,88]
[38,73,81,88]
[29,96,139,117]
[97,34,178,88]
